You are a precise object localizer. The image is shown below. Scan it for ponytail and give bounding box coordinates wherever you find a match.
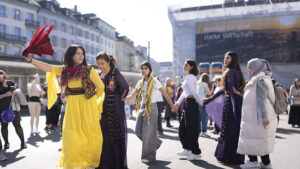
[96,52,117,69]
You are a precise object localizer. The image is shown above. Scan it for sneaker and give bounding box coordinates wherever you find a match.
[0,152,7,162]
[34,129,40,134]
[4,143,9,149]
[200,132,211,138]
[260,162,273,169]
[240,161,260,168]
[186,153,201,161]
[141,159,149,163]
[177,149,191,156]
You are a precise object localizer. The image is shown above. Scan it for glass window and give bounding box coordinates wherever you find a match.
[85,31,89,39]
[77,28,83,37]
[27,13,34,20]
[49,19,56,27]
[0,24,5,34]
[39,17,46,26]
[14,9,21,20]
[0,5,5,17]
[91,33,94,41]
[61,38,67,48]
[27,30,34,41]
[52,36,57,46]
[14,27,21,40]
[61,23,66,32]
[70,26,74,34]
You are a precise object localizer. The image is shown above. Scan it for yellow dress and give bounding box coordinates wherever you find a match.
[48,66,105,169]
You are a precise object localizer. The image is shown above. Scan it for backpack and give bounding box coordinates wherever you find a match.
[268,80,289,115]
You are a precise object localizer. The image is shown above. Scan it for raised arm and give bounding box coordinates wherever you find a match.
[115,69,129,99]
[25,54,53,72]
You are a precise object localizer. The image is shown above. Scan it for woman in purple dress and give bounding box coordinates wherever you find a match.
[204,51,245,164]
[96,52,129,169]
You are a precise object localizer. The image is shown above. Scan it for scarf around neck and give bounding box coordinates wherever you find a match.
[61,64,86,86]
[136,76,154,124]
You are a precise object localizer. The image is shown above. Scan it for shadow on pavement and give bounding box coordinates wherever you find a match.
[190,160,228,169]
[127,128,135,134]
[275,135,286,139]
[26,133,44,147]
[163,128,178,134]
[43,129,62,142]
[0,149,25,167]
[145,160,171,169]
[159,133,179,141]
[276,127,300,135]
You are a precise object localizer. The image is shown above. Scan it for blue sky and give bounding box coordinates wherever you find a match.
[59,0,224,62]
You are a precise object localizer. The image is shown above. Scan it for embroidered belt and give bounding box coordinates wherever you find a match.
[67,88,84,95]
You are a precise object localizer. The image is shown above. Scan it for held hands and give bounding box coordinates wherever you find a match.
[233,86,243,96]
[174,104,179,112]
[5,91,16,97]
[25,54,32,62]
[262,117,270,129]
[202,98,208,104]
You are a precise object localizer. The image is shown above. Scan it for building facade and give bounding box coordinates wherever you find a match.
[169,0,300,88]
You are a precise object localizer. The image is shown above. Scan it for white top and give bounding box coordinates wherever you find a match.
[135,78,163,104]
[197,82,208,100]
[176,74,202,105]
[27,82,42,97]
[156,92,164,102]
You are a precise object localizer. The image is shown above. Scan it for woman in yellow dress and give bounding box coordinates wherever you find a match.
[25,45,105,169]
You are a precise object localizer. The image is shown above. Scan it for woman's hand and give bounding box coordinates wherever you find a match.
[5,91,16,97]
[262,117,270,129]
[233,86,242,96]
[174,104,179,111]
[25,53,32,62]
[202,98,208,104]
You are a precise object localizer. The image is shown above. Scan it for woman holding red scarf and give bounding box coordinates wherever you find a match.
[25,45,105,169]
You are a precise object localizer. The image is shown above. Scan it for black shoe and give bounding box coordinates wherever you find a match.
[4,143,9,149]
[166,121,173,128]
[21,142,27,149]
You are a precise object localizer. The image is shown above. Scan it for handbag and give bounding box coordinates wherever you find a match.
[291,96,300,106]
[1,99,15,123]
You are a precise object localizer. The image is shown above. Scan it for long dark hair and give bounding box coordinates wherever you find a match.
[222,51,246,91]
[186,59,199,76]
[96,52,117,70]
[140,61,152,78]
[63,45,87,67]
[0,70,6,92]
[294,78,300,90]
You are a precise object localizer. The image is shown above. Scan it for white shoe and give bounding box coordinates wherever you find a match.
[34,129,40,134]
[176,149,191,156]
[260,162,273,169]
[141,159,149,163]
[0,152,7,162]
[186,153,201,161]
[200,132,210,138]
[240,161,260,168]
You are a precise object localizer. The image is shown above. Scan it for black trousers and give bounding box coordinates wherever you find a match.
[249,154,270,165]
[156,101,164,132]
[179,98,201,155]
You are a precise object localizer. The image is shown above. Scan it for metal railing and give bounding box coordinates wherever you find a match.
[0,33,26,43]
[25,19,40,28]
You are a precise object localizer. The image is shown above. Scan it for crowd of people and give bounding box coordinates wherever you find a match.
[0,45,299,169]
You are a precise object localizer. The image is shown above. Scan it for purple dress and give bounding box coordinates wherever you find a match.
[215,69,245,163]
[97,68,129,169]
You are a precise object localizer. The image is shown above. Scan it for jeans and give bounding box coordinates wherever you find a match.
[199,106,208,132]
